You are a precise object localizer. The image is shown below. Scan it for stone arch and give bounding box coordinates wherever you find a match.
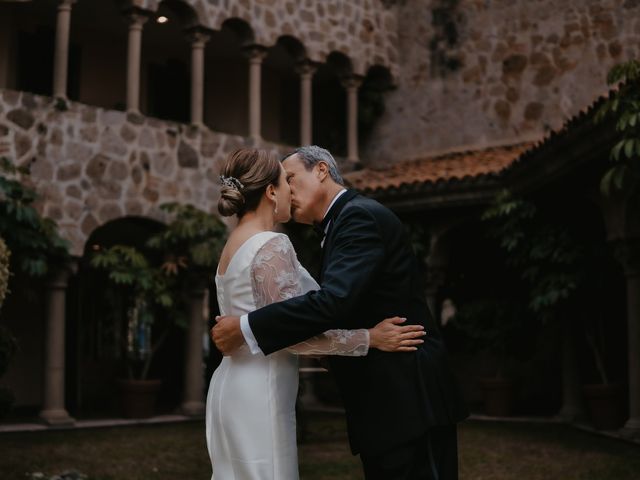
[74,215,184,415]
[325,51,355,78]
[219,17,255,46]
[364,64,395,89]
[357,64,395,146]
[275,35,307,63]
[82,215,166,255]
[156,0,200,29]
[143,0,397,82]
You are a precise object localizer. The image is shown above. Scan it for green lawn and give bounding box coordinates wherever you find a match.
[1,414,639,480]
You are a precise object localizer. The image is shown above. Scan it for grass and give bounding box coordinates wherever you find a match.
[0,414,639,480]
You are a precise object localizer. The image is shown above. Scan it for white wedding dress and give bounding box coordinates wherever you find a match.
[205,231,370,480]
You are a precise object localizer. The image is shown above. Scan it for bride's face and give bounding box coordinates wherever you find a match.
[273,165,292,223]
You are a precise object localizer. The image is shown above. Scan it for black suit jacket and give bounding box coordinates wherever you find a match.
[249,191,468,456]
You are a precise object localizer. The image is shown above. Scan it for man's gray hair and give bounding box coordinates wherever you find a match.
[285,145,344,185]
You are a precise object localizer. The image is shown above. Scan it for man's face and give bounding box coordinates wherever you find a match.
[282,154,322,225]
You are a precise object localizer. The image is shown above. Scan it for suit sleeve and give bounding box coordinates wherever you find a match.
[249,205,385,355]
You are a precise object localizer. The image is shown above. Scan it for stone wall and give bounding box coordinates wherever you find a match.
[363,0,640,165]
[0,88,295,256]
[134,0,399,76]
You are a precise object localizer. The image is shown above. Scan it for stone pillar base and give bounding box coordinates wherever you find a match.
[40,408,75,426]
[555,406,585,423]
[620,417,640,439]
[181,401,205,417]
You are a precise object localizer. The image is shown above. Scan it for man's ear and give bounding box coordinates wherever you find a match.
[316,161,329,181]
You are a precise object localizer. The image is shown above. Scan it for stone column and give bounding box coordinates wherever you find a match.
[124,8,149,113]
[39,267,75,426]
[52,0,76,98]
[181,277,207,416]
[557,315,584,421]
[613,240,640,437]
[341,75,363,164]
[296,60,317,146]
[245,46,268,141]
[187,27,210,127]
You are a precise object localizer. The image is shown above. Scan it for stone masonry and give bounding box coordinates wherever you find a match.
[363,0,640,165]
[0,88,293,256]
[134,0,399,77]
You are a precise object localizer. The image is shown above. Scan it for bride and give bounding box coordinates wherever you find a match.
[206,148,426,479]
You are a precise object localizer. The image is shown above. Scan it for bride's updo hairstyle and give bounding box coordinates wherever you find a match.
[218,148,282,217]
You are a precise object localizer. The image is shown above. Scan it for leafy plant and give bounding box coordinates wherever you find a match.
[147,202,227,274]
[90,204,226,380]
[0,157,70,276]
[482,190,613,384]
[452,299,527,378]
[482,190,584,319]
[595,59,640,194]
[90,245,176,380]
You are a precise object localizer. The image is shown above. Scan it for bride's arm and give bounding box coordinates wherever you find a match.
[250,236,424,357]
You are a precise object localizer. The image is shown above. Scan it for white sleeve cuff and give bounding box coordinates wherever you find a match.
[240,314,263,355]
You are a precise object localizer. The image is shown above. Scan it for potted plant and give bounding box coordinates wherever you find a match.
[90,203,226,418]
[477,190,588,416]
[452,299,525,416]
[581,59,640,430]
[582,316,625,430]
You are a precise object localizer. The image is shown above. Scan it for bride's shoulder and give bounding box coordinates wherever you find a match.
[250,233,297,269]
[257,231,294,251]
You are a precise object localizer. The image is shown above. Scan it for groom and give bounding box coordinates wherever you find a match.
[212,146,468,479]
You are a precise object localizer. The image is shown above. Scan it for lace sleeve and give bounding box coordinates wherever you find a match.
[251,234,303,307]
[287,329,369,356]
[250,234,370,357]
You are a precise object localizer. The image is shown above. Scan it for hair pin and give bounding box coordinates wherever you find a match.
[220,175,244,191]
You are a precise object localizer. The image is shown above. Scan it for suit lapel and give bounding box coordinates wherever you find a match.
[320,189,359,281]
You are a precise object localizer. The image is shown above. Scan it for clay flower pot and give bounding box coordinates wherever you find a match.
[117,379,162,419]
[480,377,515,417]
[582,383,625,430]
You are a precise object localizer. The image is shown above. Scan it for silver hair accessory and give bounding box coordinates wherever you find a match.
[220,175,244,191]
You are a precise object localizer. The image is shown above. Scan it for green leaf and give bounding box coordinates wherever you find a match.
[611,140,625,162]
[625,138,636,159]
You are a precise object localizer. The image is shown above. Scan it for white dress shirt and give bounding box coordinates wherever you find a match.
[240,189,347,355]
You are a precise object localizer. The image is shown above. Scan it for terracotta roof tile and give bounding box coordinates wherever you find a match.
[345,142,535,193]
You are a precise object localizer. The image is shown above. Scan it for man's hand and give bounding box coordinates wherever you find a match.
[211,315,245,356]
[368,317,426,352]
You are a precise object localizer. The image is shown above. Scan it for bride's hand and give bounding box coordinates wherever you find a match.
[368,317,426,352]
